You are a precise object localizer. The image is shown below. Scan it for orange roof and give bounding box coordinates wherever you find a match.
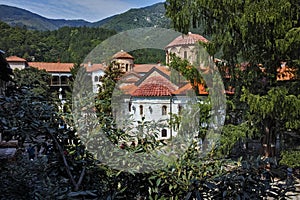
[29,62,74,72]
[140,76,177,91]
[83,63,106,72]
[132,83,172,97]
[134,64,170,75]
[165,32,208,49]
[6,56,27,62]
[173,83,194,95]
[112,50,134,59]
[119,84,138,95]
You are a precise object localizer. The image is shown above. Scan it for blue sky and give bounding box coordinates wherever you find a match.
[0,0,165,22]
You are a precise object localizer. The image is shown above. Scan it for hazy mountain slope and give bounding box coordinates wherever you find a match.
[0,3,170,32]
[0,5,91,30]
[92,3,170,31]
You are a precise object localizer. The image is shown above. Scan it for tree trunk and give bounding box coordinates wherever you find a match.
[262,120,276,157]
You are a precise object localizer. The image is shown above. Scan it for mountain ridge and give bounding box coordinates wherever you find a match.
[0,3,170,31]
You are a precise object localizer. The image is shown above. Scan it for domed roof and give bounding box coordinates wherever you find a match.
[165,32,208,49]
[112,50,134,59]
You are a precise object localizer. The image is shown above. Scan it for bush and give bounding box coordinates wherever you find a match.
[280,150,300,168]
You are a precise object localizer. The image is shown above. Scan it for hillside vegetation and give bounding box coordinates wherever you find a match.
[0,3,170,32]
[0,21,116,63]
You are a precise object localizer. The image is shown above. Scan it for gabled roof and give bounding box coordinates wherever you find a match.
[133,64,170,75]
[119,84,138,95]
[112,50,134,59]
[165,32,208,49]
[120,71,142,84]
[130,67,178,97]
[135,67,173,87]
[29,62,74,73]
[6,56,27,62]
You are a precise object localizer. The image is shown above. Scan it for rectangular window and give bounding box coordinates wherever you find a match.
[140,105,143,115]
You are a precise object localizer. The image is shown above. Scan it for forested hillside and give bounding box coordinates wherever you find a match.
[0,21,116,63]
[0,3,170,32]
[0,5,91,31]
[92,3,171,32]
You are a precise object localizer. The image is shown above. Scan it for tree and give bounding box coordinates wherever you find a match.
[165,0,300,79]
[13,67,51,97]
[0,51,13,82]
[241,87,300,157]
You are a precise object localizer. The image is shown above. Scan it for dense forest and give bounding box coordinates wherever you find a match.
[0,21,166,64]
[0,21,116,63]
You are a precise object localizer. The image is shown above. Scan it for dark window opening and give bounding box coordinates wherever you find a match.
[161,129,167,137]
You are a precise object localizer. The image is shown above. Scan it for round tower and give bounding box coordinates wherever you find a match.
[111,50,134,73]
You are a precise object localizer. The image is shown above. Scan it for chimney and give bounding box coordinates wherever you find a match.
[88,61,92,67]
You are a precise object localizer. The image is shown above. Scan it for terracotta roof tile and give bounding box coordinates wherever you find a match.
[165,32,208,49]
[132,83,172,97]
[141,76,177,90]
[112,50,134,59]
[6,56,27,62]
[29,62,74,72]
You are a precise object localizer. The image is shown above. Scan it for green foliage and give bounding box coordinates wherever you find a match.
[94,3,171,32]
[130,48,165,64]
[13,67,51,97]
[95,62,124,118]
[168,53,204,94]
[241,87,300,131]
[217,123,250,157]
[0,21,116,62]
[165,0,300,73]
[280,150,300,168]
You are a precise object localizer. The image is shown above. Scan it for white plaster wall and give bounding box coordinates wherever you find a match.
[10,62,26,70]
[92,70,104,93]
[166,45,197,65]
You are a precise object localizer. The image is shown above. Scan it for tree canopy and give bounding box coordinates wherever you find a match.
[165,0,300,77]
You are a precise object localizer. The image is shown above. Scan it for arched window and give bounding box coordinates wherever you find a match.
[162,105,167,115]
[94,76,99,82]
[126,64,129,72]
[139,105,143,115]
[161,129,167,137]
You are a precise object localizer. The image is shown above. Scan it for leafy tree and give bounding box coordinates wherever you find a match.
[241,87,300,157]
[165,0,300,78]
[13,67,51,97]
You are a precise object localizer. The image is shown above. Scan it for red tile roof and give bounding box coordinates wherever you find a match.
[29,62,74,72]
[140,76,178,91]
[165,32,208,49]
[6,56,27,62]
[112,50,134,59]
[132,83,172,97]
